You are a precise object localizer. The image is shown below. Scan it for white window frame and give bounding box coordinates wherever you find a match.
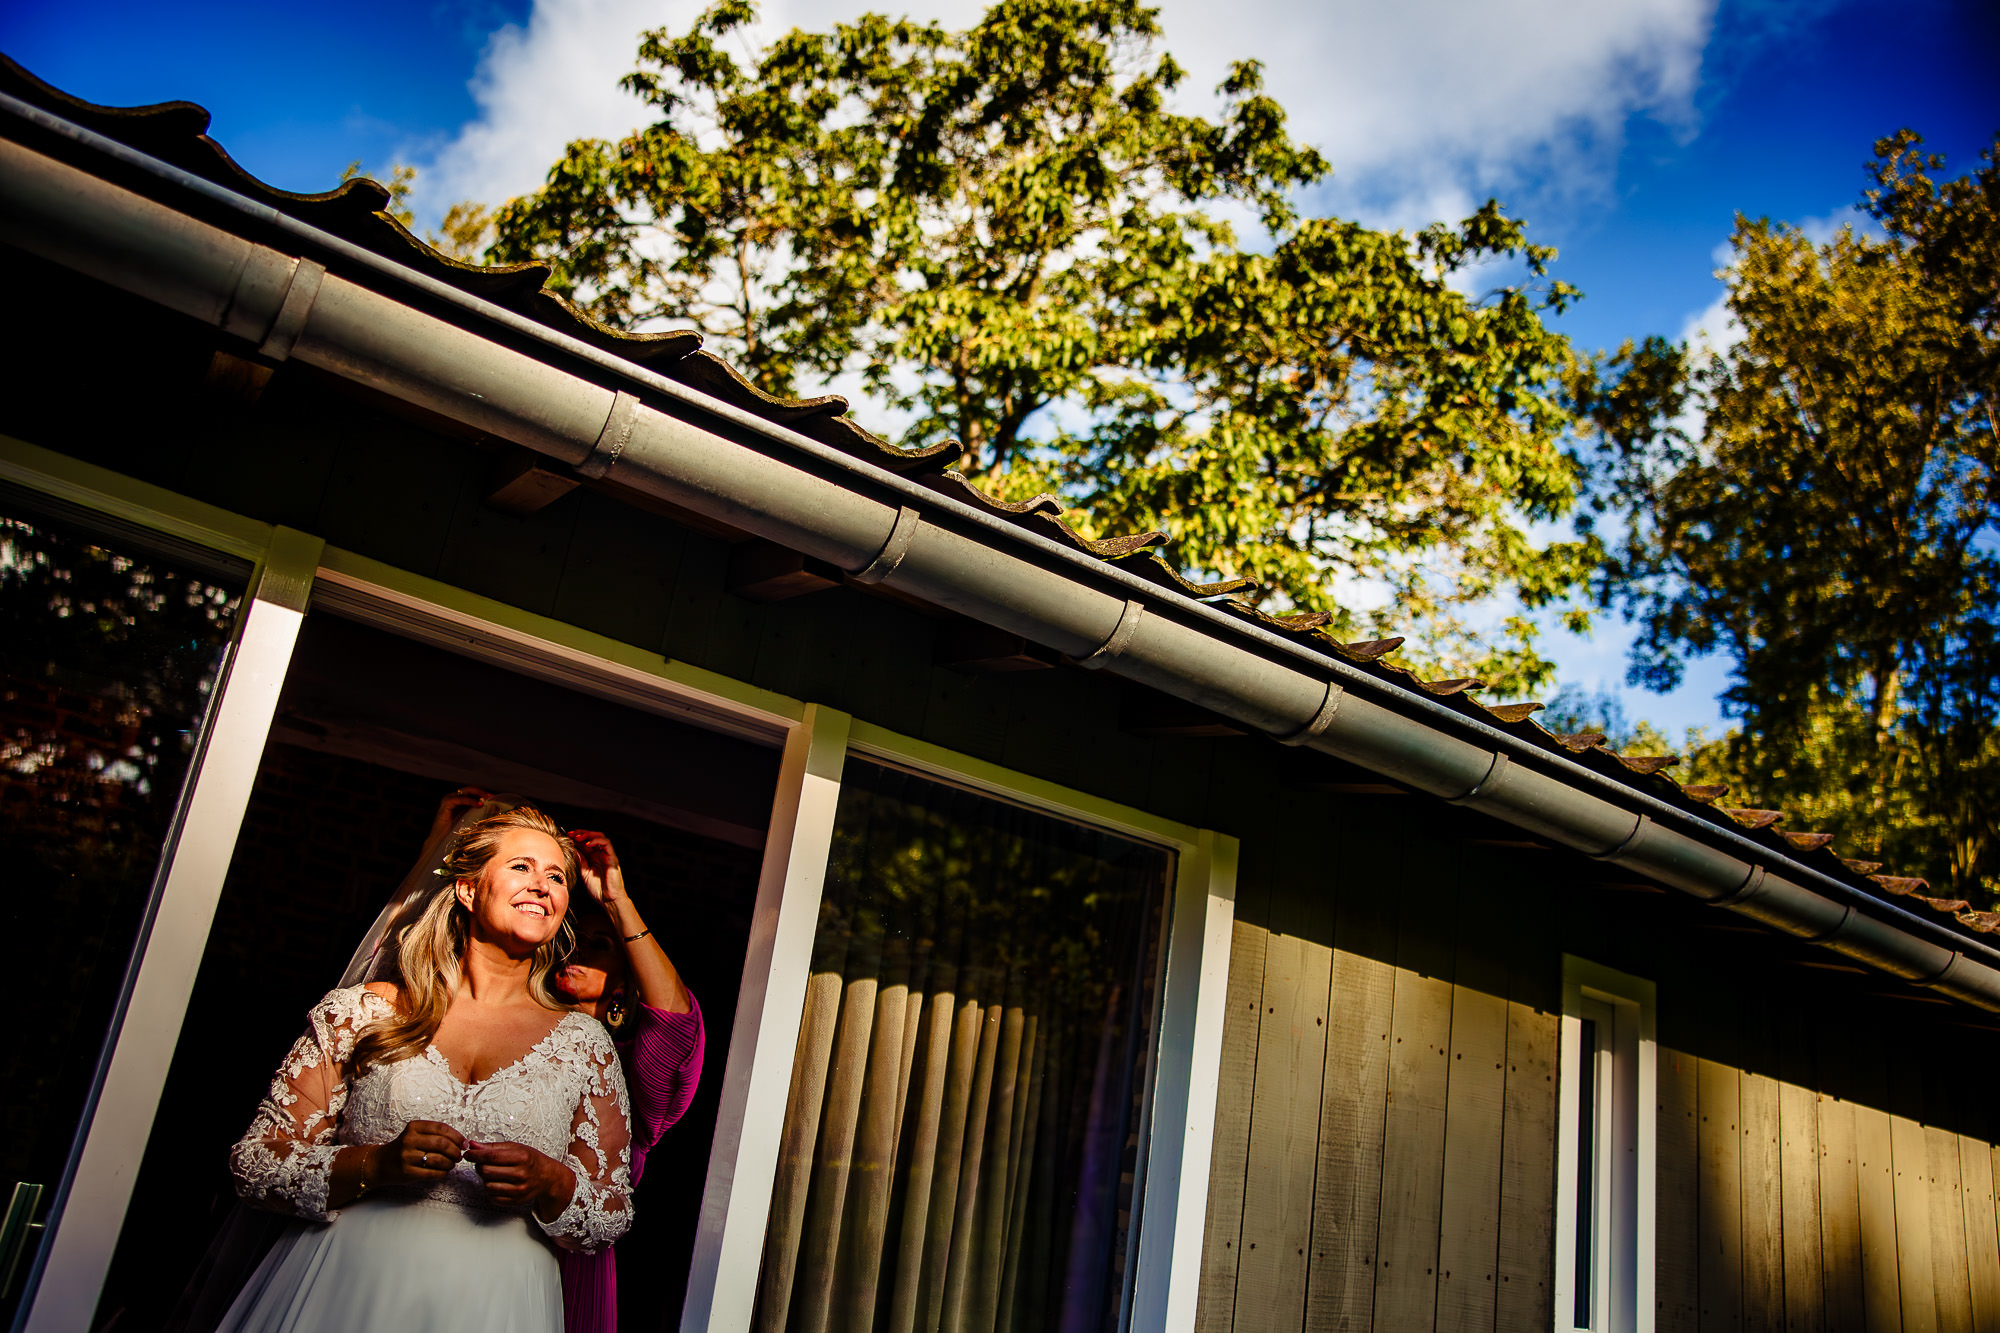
[4,439,318,1333]
[1,436,812,1331]
[2,435,1241,1333]
[1553,956,1657,1333]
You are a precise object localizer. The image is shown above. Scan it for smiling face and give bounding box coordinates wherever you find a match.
[455,827,570,953]
[554,915,626,1005]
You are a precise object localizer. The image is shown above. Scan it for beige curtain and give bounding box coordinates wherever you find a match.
[754,762,1169,1333]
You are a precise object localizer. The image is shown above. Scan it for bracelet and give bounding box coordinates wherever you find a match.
[624,928,651,943]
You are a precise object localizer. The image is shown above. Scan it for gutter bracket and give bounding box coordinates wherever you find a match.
[1276,681,1345,746]
[1705,864,1767,908]
[1075,599,1144,669]
[577,389,641,479]
[257,258,324,362]
[1590,814,1651,862]
[853,505,922,584]
[1445,750,1509,804]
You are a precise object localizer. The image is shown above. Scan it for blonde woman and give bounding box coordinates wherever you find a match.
[218,807,633,1333]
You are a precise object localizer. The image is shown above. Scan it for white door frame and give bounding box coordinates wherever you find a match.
[4,437,1241,1333]
[19,522,322,1333]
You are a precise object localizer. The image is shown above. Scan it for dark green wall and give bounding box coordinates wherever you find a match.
[11,241,2000,1333]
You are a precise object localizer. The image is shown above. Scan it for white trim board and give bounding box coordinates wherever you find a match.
[1553,956,1658,1333]
[680,705,850,1333]
[20,528,323,1333]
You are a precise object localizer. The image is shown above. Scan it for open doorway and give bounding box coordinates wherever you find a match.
[93,609,780,1332]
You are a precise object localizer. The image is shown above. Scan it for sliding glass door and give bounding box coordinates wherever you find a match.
[0,502,247,1325]
[755,758,1174,1333]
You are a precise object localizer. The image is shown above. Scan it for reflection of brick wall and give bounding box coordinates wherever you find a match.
[1,676,184,1192]
[96,741,762,1333]
[0,674,149,828]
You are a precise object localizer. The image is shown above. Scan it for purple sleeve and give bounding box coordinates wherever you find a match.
[618,993,705,1161]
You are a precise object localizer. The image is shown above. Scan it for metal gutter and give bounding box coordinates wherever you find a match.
[4,110,1996,1008]
[0,85,1974,960]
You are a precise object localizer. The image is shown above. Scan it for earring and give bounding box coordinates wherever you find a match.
[607,986,628,1029]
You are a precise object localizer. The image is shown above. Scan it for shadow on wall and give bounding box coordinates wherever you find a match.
[1189,791,2000,1333]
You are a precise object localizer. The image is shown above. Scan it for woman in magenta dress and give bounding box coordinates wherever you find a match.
[552,823,705,1333]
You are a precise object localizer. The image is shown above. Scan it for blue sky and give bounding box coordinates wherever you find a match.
[5,0,1995,735]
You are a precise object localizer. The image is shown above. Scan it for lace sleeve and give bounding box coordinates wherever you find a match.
[536,1021,635,1253]
[228,986,385,1222]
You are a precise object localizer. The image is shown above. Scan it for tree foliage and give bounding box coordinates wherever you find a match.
[1586,131,2000,902]
[487,0,1597,692]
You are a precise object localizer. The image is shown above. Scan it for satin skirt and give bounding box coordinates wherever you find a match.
[216,1195,561,1333]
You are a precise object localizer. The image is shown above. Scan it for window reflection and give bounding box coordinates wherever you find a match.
[758,759,1172,1333]
[0,509,242,1250]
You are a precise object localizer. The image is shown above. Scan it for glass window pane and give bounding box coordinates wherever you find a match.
[1572,1016,1597,1329]
[757,758,1173,1333]
[0,506,243,1321]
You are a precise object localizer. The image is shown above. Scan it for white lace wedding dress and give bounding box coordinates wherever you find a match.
[217,986,633,1333]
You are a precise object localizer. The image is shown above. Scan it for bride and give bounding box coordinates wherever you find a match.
[217,806,633,1333]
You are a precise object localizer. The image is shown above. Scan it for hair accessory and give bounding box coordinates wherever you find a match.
[623,928,651,944]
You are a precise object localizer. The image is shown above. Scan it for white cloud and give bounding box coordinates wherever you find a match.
[1152,0,1718,231]
[415,0,1719,233]
[1678,286,1739,360]
[1797,204,1865,246]
[413,0,985,217]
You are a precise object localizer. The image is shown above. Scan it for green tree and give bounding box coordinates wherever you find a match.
[487,0,1598,692]
[1586,131,2000,903]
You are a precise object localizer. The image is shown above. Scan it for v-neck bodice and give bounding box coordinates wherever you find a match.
[232,985,634,1260]
[423,1014,569,1090]
[340,1005,602,1212]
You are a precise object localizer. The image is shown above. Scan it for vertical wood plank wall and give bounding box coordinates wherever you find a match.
[1648,1050,2000,1333]
[1193,885,1561,1333]
[1200,935,2000,1333]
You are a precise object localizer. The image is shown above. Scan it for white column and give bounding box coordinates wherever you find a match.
[1130,830,1240,1333]
[680,704,850,1333]
[22,526,322,1333]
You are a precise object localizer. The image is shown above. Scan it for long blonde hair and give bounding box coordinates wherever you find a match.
[352,805,579,1072]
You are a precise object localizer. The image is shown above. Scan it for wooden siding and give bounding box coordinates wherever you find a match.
[1193,887,1562,1333]
[1199,942,2000,1333]
[1652,1065,2000,1333]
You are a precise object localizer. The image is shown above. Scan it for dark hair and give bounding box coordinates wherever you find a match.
[568,898,635,1040]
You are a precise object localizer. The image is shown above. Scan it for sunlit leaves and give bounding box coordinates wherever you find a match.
[1587,132,2000,902]
[492,0,1595,694]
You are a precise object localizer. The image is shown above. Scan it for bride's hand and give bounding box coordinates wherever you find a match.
[568,829,625,908]
[374,1120,466,1187]
[466,1139,576,1218]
